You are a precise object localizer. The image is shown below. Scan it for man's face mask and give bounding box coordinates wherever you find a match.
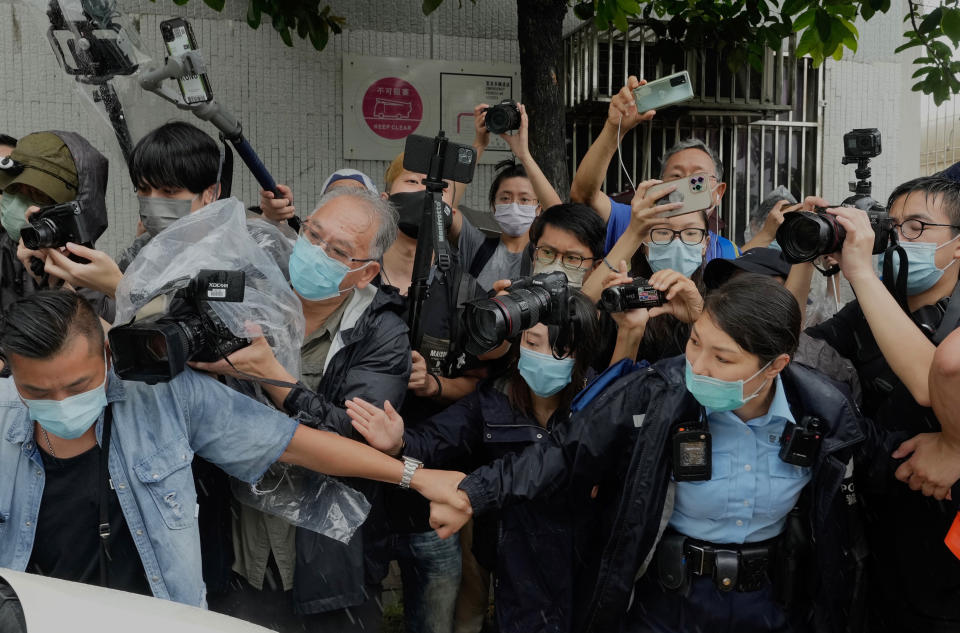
[138,196,197,238]
[0,192,32,242]
[388,191,451,240]
[20,355,109,440]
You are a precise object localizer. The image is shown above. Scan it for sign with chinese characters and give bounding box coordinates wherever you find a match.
[343,55,521,164]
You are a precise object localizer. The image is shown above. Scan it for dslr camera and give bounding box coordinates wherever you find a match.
[109,270,250,384]
[776,127,893,263]
[484,99,521,135]
[20,200,107,251]
[600,277,665,313]
[462,270,570,355]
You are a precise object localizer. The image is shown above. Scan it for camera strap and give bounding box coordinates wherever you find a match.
[882,243,911,314]
[98,405,114,588]
[932,282,960,345]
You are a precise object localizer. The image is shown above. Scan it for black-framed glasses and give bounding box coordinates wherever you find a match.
[893,218,960,240]
[649,227,707,246]
[301,220,375,267]
[533,246,596,270]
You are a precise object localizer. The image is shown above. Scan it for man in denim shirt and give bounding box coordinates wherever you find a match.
[0,290,461,607]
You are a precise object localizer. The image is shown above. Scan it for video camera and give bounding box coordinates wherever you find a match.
[20,200,106,251]
[599,277,665,313]
[109,270,250,384]
[462,271,572,356]
[484,99,521,135]
[776,127,894,263]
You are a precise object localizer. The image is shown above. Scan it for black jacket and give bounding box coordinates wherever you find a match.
[281,284,412,613]
[404,382,577,633]
[460,356,867,633]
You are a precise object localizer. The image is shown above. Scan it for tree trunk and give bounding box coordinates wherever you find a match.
[516,0,570,200]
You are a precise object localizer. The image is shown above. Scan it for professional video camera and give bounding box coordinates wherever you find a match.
[109,270,250,384]
[20,200,106,251]
[599,277,665,313]
[484,99,521,134]
[776,128,894,263]
[462,270,572,355]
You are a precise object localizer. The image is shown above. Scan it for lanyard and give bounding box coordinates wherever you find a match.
[98,405,114,588]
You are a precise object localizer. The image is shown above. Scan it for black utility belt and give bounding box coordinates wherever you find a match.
[656,532,779,593]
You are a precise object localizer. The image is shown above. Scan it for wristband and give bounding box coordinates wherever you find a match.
[429,373,444,400]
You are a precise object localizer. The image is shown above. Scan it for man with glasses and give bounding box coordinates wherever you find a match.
[194,187,411,632]
[803,176,960,632]
[529,202,607,288]
[569,76,739,263]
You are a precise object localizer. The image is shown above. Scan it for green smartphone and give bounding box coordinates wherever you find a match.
[633,71,694,113]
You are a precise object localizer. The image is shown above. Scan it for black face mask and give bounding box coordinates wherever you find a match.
[388,191,451,239]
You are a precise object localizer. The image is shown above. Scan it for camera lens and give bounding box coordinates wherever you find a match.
[20,219,60,250]
[485,103,521,135]
[463,287,549,355]
[776,212,845,263]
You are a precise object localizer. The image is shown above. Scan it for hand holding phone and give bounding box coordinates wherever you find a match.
[646,175,713,217]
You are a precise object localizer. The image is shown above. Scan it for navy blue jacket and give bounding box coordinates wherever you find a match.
[460,356,868,633]
[404,382,578,633]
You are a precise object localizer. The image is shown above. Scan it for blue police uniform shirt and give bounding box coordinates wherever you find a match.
[604,196,740,263]
[668,376,812,544]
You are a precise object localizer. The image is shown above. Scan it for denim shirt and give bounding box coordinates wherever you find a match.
[669,376,812,544]
[0,368,298,607]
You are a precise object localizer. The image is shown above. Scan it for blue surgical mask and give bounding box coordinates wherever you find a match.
[288,235,367,301]
[0,192,31,242]
[768,239,782,253]
[645,239,703,277]
[21,360,108,440]
[519,347,574,397]
[891,236,960,294]
[684,359,771,412]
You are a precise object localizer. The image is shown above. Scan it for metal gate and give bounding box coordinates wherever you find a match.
[921,93,960,175]
[564,21,824,245]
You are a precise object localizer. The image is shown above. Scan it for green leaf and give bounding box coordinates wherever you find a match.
[942,7,960,44]
[861,4,875,21]
[246,0,261,28]
[815,8,832,41]
[795,26,819,58]
[832,45,844,60]
[279,26,293,47]
[617,0,642,14]
[573,1,595,20]
[794,8,815,30]
[613,9,629,32]
[201,0,224,11]
[893,39,921,53]
[912,66,937,78]
[171,0,190,6]
[919,6,943,34]
[781,0,805,16]
[422,0,444,15]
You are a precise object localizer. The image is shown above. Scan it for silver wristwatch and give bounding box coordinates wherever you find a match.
[399,456,424,489]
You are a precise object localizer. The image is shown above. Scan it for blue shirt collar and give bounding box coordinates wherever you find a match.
[706,375,795,427]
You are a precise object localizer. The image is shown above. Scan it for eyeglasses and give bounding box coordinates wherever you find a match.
[496,194,538,206]
[893,218,960,240]
[649,227,707,246]
[301,220,374,267]
[534,246,595,270]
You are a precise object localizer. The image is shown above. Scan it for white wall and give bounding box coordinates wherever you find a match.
[0,0,521,257]
[821,0,921,205]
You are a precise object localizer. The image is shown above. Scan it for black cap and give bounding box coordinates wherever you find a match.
[704,247,792,289]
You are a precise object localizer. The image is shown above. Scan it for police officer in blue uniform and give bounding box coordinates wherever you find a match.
[435,273,869,633]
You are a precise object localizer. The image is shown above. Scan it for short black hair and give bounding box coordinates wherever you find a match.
[702,273,800,363]
[0,134,17,148]
[488,161,529,209]
[529,203,606,260]
[887,175,960,230]
[0,290,104,361]
[129,121,233,197]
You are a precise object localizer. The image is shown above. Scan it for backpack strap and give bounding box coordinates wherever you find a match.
[469,236,500,279]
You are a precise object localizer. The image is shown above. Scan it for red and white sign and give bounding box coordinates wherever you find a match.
[361,77,423,140]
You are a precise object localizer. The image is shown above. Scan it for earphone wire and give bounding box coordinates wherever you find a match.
[616,114,638,194]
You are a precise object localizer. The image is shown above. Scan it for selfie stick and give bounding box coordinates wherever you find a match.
[139,50,301,233]
[405,132,457,350]
[44,0,137,163]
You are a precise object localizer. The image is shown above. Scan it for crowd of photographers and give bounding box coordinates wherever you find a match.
[2,72,960,633]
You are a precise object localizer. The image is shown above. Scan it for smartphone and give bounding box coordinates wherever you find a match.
[647,175,713,217]
[633,71,694,113]
[403,134,477,184]
[160,18,213,104]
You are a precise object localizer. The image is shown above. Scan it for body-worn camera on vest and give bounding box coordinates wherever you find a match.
[462,270,570,355]
[20,200,107,251]
[599,277,665,313]
[779,416,824,467]
[484,99,521,135]
[109,270,249,384]
[672,418,712,482]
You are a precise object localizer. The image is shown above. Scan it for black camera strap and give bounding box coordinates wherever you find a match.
[932,282,960,345]
[98,405,114,588]
[882,243,911,315]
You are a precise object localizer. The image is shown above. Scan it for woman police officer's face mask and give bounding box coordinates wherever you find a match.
[684,359,772,412]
